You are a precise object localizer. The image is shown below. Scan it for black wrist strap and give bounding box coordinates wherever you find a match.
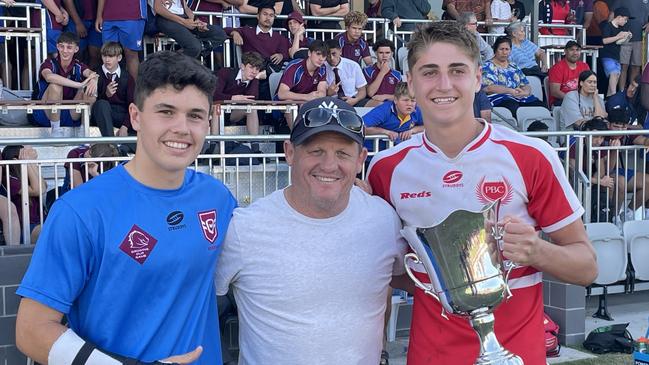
[72,342,97,365]
[70,341,180,365]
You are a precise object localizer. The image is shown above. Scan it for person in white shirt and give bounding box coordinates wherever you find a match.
[216,97,408,365]
[490,0,516,34]
[324,38,367,106]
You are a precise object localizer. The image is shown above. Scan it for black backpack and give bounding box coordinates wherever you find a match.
[583,323,635,354]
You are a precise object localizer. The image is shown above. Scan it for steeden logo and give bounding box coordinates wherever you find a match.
[119,225,158,264]
[166,210,186,231]
[442,170,464,188]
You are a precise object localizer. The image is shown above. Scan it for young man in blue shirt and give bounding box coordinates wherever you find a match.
[363,81,424,149]
[15,51,237,365]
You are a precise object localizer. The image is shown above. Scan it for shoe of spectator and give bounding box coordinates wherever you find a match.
[50,127,65,138]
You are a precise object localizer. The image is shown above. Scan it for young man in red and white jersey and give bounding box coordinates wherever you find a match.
[367,21,597,365]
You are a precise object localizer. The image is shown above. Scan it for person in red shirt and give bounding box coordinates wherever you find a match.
[539,0,572,35]
[548,40,590,106]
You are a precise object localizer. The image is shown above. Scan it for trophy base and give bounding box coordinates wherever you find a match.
[470,310,524,365]
[475,349,524,365]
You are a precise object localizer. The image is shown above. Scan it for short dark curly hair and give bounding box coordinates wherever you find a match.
[134,51,216,108]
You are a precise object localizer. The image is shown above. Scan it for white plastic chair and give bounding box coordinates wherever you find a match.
[491,107,517,130]
[585,222,628,320]
[516,106,555,132]
[386,290,411,342]
[268,71,283,100]
[623,220,649,282]
[397,46,409,73]
[527,75,544,102]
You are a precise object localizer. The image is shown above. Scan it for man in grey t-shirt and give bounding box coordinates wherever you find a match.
[215,97,409,365]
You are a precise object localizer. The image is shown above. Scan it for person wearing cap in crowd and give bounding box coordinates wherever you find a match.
[608,1,649,94]
[215,96,408,365]
[606,74,641,125]
[600,6,633,96]
[548,40,590,106]
[287,11,314,60]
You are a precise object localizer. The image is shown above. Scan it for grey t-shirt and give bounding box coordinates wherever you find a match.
[216,186,407,365]
[560,90,605,128]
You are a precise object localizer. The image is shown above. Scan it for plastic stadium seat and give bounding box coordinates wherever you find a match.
[516,106,555,132]
[543,76,551,108]
[527,75,544,102]
[585,222,628,320]
[491,107,517,130]
[397,46,408,73]
[269,71,283,100]
[623,220,649,282]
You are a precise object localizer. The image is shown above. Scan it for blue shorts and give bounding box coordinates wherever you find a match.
[65,20,102,50]
[32,109,78,127]
[617,167,635,181]
[102,19,145,51]
[46,29,62,54]
[602,58,621,77]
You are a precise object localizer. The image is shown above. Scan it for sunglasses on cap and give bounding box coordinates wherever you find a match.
[301,107,364,134]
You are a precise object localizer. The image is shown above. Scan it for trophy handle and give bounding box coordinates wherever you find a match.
[503,262,515,299]
[404,253,449,320]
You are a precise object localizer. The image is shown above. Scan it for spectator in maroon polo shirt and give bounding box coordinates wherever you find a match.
[364,38,402,107]
[238,0,284,27]
[214,51,264,136]
[287,11,314,60]
[277,40,328,127]
[334,11,371,66]
[92,42,135,137]
[63,144,120,191]
[226,5,289,74]
[1,145,47,242]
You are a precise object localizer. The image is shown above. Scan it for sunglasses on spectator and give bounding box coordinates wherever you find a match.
[302,108,364,135]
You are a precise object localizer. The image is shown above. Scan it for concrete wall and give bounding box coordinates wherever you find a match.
[0,245,32,365]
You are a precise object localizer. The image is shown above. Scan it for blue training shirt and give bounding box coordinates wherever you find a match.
[18,164,237,364]
[362,100,423,150]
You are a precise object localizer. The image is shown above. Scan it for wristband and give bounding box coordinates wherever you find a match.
[49,328,179,365]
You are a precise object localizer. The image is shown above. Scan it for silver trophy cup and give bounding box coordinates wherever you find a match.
[401,200,523,365]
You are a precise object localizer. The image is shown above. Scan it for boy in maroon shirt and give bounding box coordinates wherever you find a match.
[334,11,372,66]
[277,41,328,128]
[214,51,264,135]
[33,32,99,137]
[363,38,402,107]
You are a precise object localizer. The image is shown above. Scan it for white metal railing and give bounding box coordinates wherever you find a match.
[0,2,47,95]
[1,130,649,244]
[145,11,390,69]
[0,100,92,135]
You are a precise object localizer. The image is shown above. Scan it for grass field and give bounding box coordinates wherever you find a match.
[556,345,636,365]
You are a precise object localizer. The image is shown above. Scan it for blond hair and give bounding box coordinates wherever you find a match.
[344,11,368,28]
[407,21,480,71]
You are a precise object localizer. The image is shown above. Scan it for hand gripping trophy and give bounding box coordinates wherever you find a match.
[401,200,524,365]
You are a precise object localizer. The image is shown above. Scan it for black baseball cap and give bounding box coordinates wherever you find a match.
[290,97,364,146]
[614,7,634,19]
[564,40,582,49]
[608,108,629,124]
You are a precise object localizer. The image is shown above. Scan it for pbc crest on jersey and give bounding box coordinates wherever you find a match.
[475,176,514,206]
